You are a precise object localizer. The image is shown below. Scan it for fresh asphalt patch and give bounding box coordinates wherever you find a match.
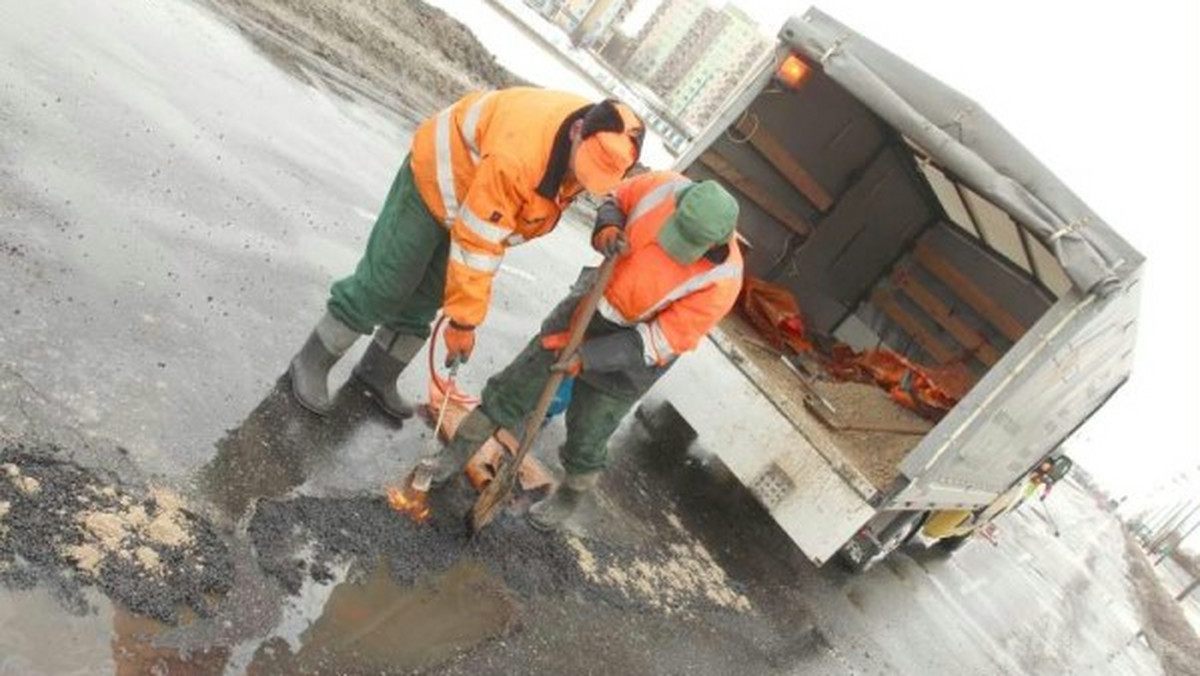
[0,443,233,623]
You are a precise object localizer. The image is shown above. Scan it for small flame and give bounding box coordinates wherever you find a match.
[386,485,431,523]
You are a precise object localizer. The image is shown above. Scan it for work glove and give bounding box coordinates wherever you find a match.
[591,224,628,257]
[549,352,583,377]
[540,330,570,352]
[538,292,592,353]
[541,331,582,375]
[443,320,476,368]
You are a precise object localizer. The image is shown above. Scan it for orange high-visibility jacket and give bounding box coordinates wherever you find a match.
[597,171,744,366]
[411,88,592,327]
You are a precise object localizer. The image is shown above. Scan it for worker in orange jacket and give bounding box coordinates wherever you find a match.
[431,170,743,531]
[288,88,644,419]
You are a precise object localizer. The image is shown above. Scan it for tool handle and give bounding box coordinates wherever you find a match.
[511,257,617,467]
[553,258,619,367]
[430,362,459,439]
[471,256,618,530]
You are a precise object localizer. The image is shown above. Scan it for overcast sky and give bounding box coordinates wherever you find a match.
[448,0,1200,504]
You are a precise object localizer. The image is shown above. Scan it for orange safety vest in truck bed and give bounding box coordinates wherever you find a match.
[410,88,592,327]
[598,171,744,366]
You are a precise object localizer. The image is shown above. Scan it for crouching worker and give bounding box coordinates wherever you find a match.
[431,171,744,531]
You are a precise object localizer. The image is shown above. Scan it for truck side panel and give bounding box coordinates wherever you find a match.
[648,339,877,565]
[894,272,1142,509]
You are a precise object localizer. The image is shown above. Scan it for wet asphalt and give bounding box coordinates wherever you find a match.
[0,0,1169,674]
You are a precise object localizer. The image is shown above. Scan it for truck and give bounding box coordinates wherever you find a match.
[638,8,1143,571]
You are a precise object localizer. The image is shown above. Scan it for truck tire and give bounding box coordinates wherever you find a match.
[936,534,972,553]
[836,547,873,574]
[837,511,927,573]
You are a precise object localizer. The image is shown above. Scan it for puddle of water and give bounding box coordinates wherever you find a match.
[252,558,519,674]
[2,556,516,675]
[0,585,233,676]
[111,605,231,676]
[0,586,114,675]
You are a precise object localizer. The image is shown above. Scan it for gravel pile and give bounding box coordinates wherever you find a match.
[0,443,233,623]
[248,487,754,616]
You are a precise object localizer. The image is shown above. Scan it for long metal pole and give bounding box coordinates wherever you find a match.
[1151,499,1189,532]
[1175,578,1200,602]
[1148,501,1197,552]
[1147,501,1200,554]
[1142,500,1178,535]
[1154,510,1200,566]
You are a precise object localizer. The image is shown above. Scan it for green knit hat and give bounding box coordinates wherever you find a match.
[658,181,739,264]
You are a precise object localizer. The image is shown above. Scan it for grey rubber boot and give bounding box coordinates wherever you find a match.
[352,328,424,420]
[527,471,600,532]
[431,408,498,487]
[289,311,361,415]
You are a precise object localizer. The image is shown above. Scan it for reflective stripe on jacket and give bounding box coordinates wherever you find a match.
[410,88,591,326]
[596,171,743,366]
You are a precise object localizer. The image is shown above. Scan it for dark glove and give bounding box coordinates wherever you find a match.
[592,224,628,257]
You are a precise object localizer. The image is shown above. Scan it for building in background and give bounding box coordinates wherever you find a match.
[513,0,770,151]
[553,0,597,32]
[661,4,769,130]
[619,0,770,132]
[598,30,637,69]
[645,4,725,96]
[622,0,707,87]
[523,0,563,21]
[570,0,637,49]
[525,0,637,49]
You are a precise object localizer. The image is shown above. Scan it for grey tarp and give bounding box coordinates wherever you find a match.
[782,9,1143,296]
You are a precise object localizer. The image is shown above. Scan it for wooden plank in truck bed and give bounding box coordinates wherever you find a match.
[914,240,1027,341]
[870,286,958,364]
[892,267,1002,366]
[698,151,813,235]
[712,314,931,494]
[733,116,835,212]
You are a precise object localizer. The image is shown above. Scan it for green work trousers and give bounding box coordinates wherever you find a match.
[328,156,448,338]
[480,337,637,476]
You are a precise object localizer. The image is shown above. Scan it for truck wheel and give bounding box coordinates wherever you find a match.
[837,511,927,573]
[936,534,972,553]
[836,547,873,574]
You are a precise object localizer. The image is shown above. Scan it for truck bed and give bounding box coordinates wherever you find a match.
[656,8,1142,565]
[712,313,932,493]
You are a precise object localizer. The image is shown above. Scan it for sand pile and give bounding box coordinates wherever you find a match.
[566,511,752,614]
[0,444,233,623]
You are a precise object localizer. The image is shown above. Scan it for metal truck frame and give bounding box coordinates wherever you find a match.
[640,8,1143,570]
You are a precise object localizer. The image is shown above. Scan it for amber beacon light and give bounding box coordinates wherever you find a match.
[776,54,811,89]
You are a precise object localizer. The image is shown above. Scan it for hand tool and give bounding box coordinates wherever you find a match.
[406,359,460,493]
[468,256,617,534]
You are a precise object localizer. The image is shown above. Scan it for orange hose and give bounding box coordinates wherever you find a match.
[428,315,480,407]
